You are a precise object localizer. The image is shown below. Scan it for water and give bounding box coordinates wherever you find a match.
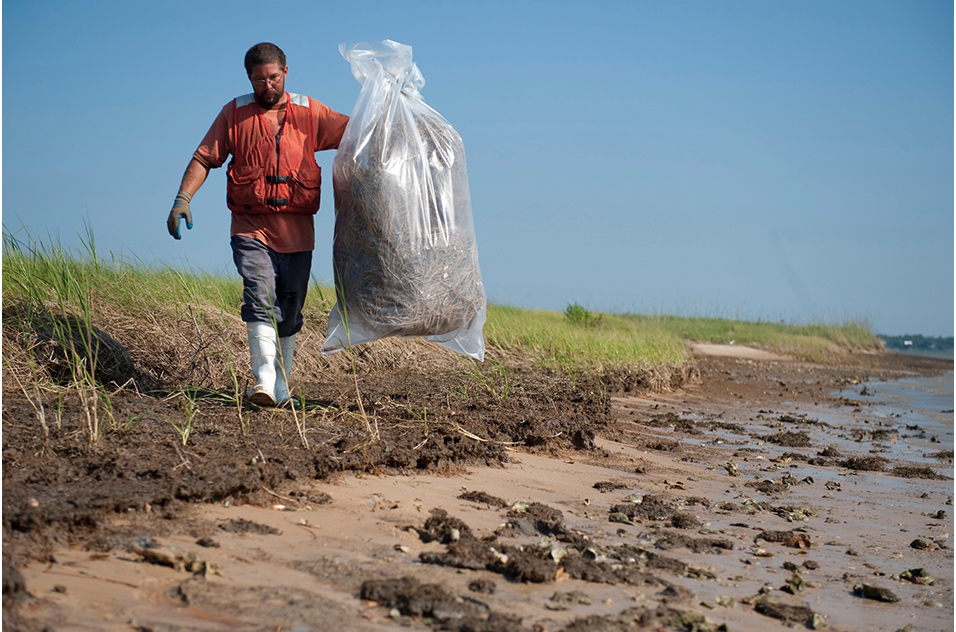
[835,370,955,468]
[890,347,954,362]
[842,371,955,431]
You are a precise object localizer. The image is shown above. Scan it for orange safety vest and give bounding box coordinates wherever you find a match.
[226,93,322,214]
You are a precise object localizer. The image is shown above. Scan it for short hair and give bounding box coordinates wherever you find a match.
[244,43,286,75]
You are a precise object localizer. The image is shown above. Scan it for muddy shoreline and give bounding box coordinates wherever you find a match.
[3,347,953,631]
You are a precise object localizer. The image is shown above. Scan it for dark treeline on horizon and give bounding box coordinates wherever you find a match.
[878,334,954,352]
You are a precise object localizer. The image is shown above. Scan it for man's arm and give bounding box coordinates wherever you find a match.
[179,157,211,197]
[167,158,212,239]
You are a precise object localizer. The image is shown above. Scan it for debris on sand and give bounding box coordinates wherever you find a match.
[415,504,697,590]
[898,568,934,585]
[495,546,559,583]
[781,572,806,594]
[654,531,734,554]
[669,512,703,529]
[924,449,954,461]
[467,578,496,594]
[418,508,474,543]
[609,494,677,522]
[890,465,944,480]
[609,512,639,526]
[839,456,888,471]
[777,413,825,426]
[909,538,939,551]
[770,505,814,522]
[562,605,728,632]
[546,589,592,611]
[817,445,844,458]
[458,490,509,508]
[747,479,789,495]
[217,519,281,535]
[593,480,630,493]
[853,583,900,603]
[753,598,826,629]
[361,576,522,628]
[507,502,574,540]
[418,536,499,571]
[762,431,812,447]
[131,542,217,575]
[671,610,729,632]
[755,530,811,549]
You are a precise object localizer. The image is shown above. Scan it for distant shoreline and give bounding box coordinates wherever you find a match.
[888,347,954,362]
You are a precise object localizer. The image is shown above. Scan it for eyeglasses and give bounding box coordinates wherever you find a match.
[252,73,284,88]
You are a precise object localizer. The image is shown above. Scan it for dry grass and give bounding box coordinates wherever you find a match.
[331,104,484,340]
[0,233,469,401]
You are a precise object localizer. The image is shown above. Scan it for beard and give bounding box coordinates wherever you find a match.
[255,88,283,109]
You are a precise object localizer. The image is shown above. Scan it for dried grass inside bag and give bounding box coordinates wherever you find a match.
[323,40,486,360]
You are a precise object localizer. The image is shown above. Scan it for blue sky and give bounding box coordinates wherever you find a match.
[3,1,953,336]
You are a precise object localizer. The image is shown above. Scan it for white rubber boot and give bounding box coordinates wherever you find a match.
[246,321,277,406]
[274,334,298,407]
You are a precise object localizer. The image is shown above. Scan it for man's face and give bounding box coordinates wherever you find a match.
[248,62,288,109]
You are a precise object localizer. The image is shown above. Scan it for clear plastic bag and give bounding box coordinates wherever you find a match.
[322,40,486,361]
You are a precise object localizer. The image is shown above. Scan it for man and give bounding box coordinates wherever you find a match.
[167,42,349,407]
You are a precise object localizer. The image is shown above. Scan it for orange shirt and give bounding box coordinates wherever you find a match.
[194,93,349,253]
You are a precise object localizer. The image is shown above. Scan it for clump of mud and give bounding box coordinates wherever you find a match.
[505,502,576,541]
[669,512,703,529]
[593,480,630,493]
[891,465,945,480]
[654,531,733,554]
[562,605,726,632]
[360,576,519,628]
[458,491,509,508]
[755,530,812,549]
[840,456,889,471]
[925,449,954,461]
[418,508,475,544]
[413,501,722,597]
[218,518,281,535]
[747,480,790,495]
[762,430,812,447]
[640,412,703,435]
[848,427,898,442]
[609,494,678,522]
[753,598,825,629]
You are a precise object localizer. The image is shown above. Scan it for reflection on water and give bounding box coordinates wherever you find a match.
[841,371,955,431]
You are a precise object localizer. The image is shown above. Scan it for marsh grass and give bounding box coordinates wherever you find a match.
[3,229,116,442]
[486,305,690,373]
[636,314,882,363]
[462,359,513,400]
[332,265,379,442]
[168,388,200,445]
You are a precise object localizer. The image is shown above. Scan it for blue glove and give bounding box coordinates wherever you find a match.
[167,193,193,240]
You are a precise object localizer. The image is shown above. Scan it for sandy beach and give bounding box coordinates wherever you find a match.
[3,345,952,631]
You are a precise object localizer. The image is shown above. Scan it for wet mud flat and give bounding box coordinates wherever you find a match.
[3,351,953,631]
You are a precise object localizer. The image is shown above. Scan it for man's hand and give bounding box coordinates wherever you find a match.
[167,193,193,240]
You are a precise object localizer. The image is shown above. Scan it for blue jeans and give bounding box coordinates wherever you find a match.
[231,235,312,338]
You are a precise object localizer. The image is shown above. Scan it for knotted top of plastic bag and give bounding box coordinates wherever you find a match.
[339,40,425,97]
